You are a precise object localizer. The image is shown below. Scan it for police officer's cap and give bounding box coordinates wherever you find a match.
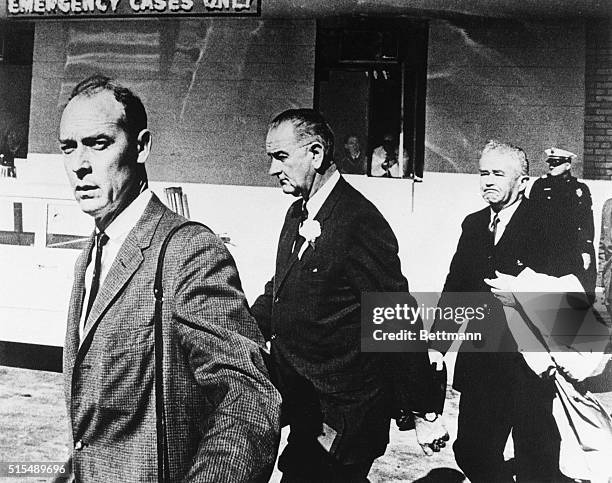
[545,147,576,166]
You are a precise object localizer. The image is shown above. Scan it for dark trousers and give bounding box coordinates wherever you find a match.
[453,357,567,483]
[278,431,374,483]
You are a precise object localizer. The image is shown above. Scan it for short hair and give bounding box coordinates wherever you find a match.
[480,140,529,176]
[269,109,335,166]
[69,75,147,142]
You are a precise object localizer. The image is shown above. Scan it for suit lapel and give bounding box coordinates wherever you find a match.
[78,195,165,350]
[296,176,344,265]
[278,202,302,265]
[313,176,345,223]
[273,202,302,297]
[80,238,144,343]
[273,177,345,297]
[476,208,494,247]
[495,200,527,248]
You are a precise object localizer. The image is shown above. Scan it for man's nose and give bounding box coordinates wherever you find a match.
[269,158,282,176]
[70,146,91,178]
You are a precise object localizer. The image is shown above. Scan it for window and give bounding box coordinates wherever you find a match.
[316,18,428,179]
[0,21,34,170]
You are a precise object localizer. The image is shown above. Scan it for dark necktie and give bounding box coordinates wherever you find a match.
[292,205,308,255]
[489,213,500,244]
[84,231,109,323]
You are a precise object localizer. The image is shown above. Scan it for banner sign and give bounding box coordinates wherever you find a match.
[7,0,260,18]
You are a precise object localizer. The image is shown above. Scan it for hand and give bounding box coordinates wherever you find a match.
[484,271,517,307]
[582,252,591,270]
[414,414,449,456]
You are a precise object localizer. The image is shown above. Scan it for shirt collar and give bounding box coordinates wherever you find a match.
[102,189,152,241]
[305,170,341,219]
[491,198,522,225]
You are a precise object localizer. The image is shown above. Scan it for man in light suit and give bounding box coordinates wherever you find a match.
[430,140,585,482]
[250,109,447,482]
[59,75,280,482]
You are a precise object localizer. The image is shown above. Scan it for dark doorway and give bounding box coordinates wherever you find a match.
[0,21,34,174]
[315,18,428,179]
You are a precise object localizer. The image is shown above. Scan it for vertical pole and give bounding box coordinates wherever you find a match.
[398,62,406,178]
[14,202,23,233]
[398,62,415,213]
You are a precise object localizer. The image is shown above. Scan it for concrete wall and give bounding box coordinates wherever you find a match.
[28,17,592,184]
[4,154,612,349]
[425,18,586,178]
[28,19,316,187]
[13,155,612,299]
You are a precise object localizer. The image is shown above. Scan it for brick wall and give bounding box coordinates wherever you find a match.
[583,19,612,180]
[28,19,315,187]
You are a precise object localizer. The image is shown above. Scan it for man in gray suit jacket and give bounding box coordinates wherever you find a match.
[58,75,280,482]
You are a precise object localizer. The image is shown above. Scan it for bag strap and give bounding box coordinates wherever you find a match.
[154,221,208,482]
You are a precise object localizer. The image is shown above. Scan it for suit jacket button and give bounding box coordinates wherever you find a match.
[74,440,84,451]
[274,296,280,303]
[271,333,277,340]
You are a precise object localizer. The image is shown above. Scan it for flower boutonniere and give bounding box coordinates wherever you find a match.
[298,219,321,259]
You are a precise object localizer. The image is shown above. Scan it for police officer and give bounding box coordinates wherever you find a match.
[529,147,596,293]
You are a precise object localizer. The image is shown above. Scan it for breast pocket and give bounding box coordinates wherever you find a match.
[300,262,333,291]
[98,325,155,413]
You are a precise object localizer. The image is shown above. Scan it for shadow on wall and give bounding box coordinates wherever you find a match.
[425,18,586,177]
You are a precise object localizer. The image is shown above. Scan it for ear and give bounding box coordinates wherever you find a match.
[518,174,529,191]
[309,142,325,171]
[136,129,152,164]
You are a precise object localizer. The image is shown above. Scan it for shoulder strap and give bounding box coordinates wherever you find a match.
[154,221,208,482]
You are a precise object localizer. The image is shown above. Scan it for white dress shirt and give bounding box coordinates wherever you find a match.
[80,189,152,341]
[370,146,407,177]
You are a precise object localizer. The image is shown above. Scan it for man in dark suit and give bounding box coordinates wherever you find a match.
[430,140,584,482]
[59,75,280,481]
[250,109,446,482]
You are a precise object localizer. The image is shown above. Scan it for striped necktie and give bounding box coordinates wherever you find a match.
[489,213,500,244]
